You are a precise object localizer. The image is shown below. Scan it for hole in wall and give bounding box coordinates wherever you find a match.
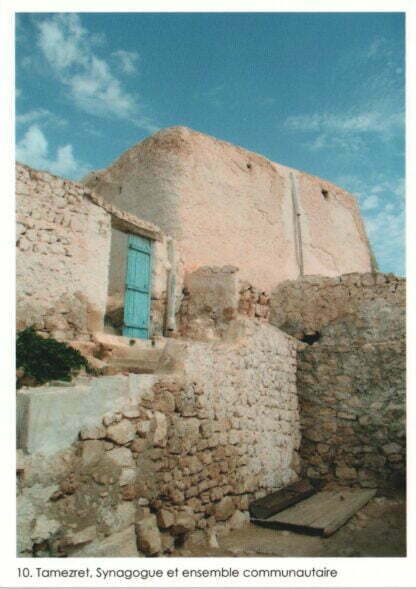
[247,162,252,169]
[321,189,329,200]
[300,331,321,345]
[174,534,186,548]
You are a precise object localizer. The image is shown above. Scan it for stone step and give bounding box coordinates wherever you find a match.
[93,332,165,349]
[103,349,163,375]
[93,332,166,361]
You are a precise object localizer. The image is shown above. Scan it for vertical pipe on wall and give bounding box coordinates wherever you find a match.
[165,238,177,335]
[290,172,304,277]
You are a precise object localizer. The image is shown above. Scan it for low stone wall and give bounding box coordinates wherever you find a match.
[17,320,300,557]
[270,272,405,341]
[177,266,270,339]
[270,273,405,490]
[298,340,405,489]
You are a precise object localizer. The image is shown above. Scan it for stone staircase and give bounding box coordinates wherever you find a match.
[70,333,166,376]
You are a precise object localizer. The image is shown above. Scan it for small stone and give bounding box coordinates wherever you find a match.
[135,515,162,555]
[121,485,138,501]
[103,412,123,427]
[157,509,175,529]
[119,468,136,486]
[227,510,248,530]
[336,465,357,480]
[131,438,148,453]
[71,526,138,557]
[107,447,135,467]
[85,356,107,372]
[122,408,141,419]
[171,510,196,535]
[31,515,61,543]
[152,412,168,448]
[62,525,96,547]
[106,420,136,445]
[207,529,219,548]
[153,392,175,413]
[214,496,235,521]
[337,412,356,420]
[92,471,116,486]
[80,425,107,440]
[137,420,151,437]
[169,489,185,504]
[382,442,402,455]
[81,440,105,466]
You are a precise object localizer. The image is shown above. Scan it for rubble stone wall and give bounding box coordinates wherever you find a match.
[270,273,405,489]
[16,164,111,340]
[17,320,300,557]
[298,340,405,489]
[177,266,270,339]
[16,163,170,339]
[270,272,405,342]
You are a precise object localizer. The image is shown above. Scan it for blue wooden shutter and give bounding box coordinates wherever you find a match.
[122,234,152,339]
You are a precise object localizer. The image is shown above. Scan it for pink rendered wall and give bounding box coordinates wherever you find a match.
[297,172,373,278]
[176,131,300,292]
[85,127,373,294]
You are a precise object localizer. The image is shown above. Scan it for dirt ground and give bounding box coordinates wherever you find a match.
[176,492,406,557]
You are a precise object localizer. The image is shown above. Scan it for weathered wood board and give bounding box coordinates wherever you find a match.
[251,488,377,537]
[249,479,316,519]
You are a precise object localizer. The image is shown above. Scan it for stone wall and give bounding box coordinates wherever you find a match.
[270,272,405,342]
[16,164,111,340]
[177,266,270,339]
[16,163,171,340]
[17,319,300,557]
[84,126,373,293]
[298,340,405,489]
[270,273,405,490]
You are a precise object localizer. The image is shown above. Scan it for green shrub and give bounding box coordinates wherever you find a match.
[16,326,88,387]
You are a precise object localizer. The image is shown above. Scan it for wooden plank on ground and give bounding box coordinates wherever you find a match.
[249,479,316,520]
[251,488,377,537]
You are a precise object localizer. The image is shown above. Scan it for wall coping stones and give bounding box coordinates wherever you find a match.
[16,162,165,243]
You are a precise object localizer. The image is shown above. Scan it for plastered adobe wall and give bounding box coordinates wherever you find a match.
[84,127,373,292]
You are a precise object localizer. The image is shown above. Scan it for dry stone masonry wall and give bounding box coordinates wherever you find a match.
[16,163,171,340]
[270,273,405,490]
[17,320,300,557]
[270,272,404,343]
[177,266,270,339]
[16,164,111,340]
[298,339,405,489]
